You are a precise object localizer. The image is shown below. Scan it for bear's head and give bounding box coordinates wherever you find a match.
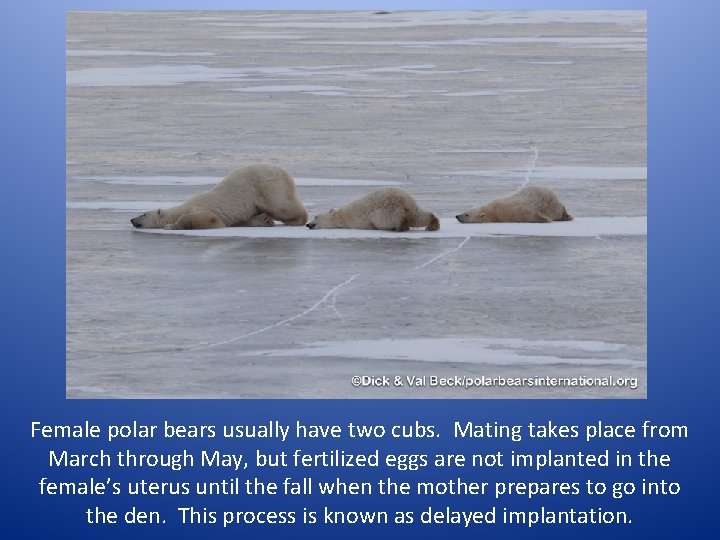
[456,206,491,224]
[306,209,340,230]
[130,209,164,229]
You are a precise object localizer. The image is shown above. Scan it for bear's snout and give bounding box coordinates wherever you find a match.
[306,223,315,229]
[130,217,141,228]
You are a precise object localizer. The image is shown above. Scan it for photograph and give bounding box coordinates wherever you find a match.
[66,10,646,398]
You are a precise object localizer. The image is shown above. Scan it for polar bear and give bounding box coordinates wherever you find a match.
[456,186,572,224]
[306,187,440,232]
[130,164,307,229]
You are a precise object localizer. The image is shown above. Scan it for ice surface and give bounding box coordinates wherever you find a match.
[295,178,406,186]
[203,11,645,30]
[133,217,646,239]
[70,175,221,186]
[244,338,641,367]
[65,62,514,89]
[438,166,647,180]
[305,37,646,50]
[66,64,247,86]
[67,201,183,211]
[232,85,353,94]
[223,33,307,40]
[67,11,647,399]
[69,175,406,187]
[66,50,216,57]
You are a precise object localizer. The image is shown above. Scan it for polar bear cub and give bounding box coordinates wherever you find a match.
[456,186,573,224]
[307,187,440,232]
[130,164,308,229]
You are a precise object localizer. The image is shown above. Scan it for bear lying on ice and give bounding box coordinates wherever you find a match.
[130,164,307,229]
[456,186,572,224]
[306,187,440,232]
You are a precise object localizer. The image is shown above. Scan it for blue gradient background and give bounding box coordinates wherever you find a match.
[2,0,718,537]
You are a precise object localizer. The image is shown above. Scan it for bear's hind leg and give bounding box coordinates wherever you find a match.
[425,213,440,231]
[166,211,225,230]
[531,212,552,223]
[241,213,275,227]
[512,206,551,223]
[394,217,410,232]
[559,207,573,221]
[268,204,308,226]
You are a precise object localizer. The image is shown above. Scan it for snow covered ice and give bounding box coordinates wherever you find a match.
[66,10,646,398]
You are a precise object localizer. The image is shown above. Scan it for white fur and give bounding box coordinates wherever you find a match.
[307,187,439,232]
[456,186,572,224]
[130,164,307,229]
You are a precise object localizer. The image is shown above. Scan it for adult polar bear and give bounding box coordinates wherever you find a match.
[456,186,573,224]
[306,187,440,232]
[130,164,308,229]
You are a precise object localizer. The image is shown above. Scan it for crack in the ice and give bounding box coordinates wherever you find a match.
[411,236,470,271]
[520,145,539,188]
[328,290,344,318]
[189,274,360,350]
